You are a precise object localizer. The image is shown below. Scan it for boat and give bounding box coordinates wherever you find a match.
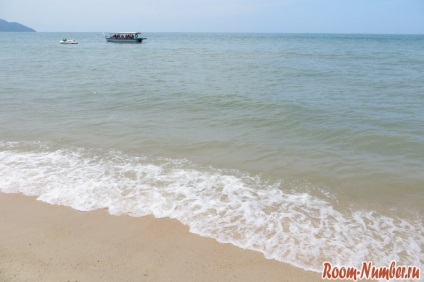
[59,38,78,44]
[103,32,146,43]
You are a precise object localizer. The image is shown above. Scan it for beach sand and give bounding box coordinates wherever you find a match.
[0,192,322,282]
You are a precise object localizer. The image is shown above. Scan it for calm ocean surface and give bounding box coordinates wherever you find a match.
[1,32,423,272]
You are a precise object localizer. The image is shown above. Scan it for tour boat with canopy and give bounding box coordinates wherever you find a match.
[103,32,146,43]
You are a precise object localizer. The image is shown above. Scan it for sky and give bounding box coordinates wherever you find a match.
[1,0,423,34]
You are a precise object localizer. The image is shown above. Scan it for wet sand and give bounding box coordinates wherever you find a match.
[0,192,322,282]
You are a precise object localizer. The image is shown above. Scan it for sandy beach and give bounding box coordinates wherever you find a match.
[0,192,322,282]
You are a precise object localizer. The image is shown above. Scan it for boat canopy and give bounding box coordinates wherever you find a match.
[106,32,141,35]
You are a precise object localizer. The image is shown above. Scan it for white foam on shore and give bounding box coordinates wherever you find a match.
[1,141,423,273]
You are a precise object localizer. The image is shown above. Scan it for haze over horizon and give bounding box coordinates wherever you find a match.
[1,0,423,34]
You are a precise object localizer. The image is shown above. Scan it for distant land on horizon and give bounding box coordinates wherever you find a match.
[0,18,36,32]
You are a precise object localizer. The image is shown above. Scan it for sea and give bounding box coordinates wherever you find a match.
[0,32,423,273]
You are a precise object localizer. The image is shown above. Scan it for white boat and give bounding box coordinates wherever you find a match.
[60,38,78,44]
[103,32,146,43]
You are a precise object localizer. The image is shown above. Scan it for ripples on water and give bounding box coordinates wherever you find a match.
[0,32,423,272]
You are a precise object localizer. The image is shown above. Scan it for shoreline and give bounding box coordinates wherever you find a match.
[0,192,321,282]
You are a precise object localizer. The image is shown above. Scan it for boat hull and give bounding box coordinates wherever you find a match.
[105,37,145,44]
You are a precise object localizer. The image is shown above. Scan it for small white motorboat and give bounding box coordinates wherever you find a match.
[60,38,78,44]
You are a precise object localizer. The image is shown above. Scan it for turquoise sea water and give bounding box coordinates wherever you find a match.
[0,32,423,272]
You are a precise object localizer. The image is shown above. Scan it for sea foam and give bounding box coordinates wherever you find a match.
[0,141,422,273]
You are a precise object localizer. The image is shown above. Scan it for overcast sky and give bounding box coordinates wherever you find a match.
[1,0,423,33]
